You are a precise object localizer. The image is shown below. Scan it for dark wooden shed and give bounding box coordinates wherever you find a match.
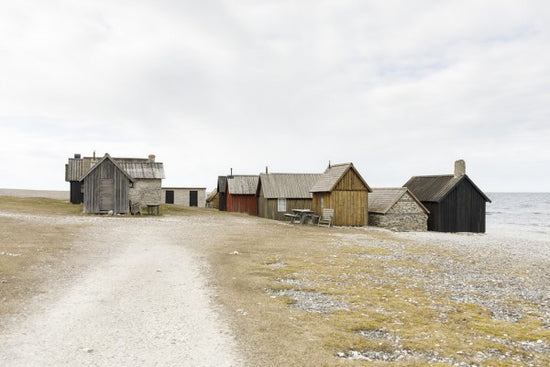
[80,154,134,214]
[226,175,259,215]
[310,163,372,226]
[404,160,491,233]
[217,176,228,211]
[257,173,322,221]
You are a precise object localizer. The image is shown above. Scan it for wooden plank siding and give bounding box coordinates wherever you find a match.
[82,158,131,214]
[437,180,487,232]
[259,197,313,221]
[227,194,258,215]
[311,167,369,226]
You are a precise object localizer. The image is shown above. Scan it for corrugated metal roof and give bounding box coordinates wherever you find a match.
[227,175,259,195]
[259,173,322,199]
[118,162,165,179]
[310,163,371,192]
[368,187,429,214]
[404,174,491,203]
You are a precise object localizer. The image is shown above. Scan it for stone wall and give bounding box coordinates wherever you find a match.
[129,179,162,206]
[368,192,428,231]
[162,188,206,207]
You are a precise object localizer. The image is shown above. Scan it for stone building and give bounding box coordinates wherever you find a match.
[162,187,206,207]
[368,188,429,231]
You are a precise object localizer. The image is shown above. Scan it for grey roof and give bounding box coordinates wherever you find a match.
[368,187,429,214]
[310,163,371,193]
[259,173,322,199]
[404,174,491,203]
[206,188,218,202]
[118,161,165,179]
[80,154,134,182]
[227,175,259,195]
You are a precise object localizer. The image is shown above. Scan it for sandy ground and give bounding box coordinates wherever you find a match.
[0,213,242,366]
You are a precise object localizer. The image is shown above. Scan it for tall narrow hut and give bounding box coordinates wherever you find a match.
[368,188,429,231]
[310,163,371,226]
[257,173,322,221]
[217,176,228,211]
[226,175,259,215]
[404,160,491,233]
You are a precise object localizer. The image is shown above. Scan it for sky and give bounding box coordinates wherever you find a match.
[1,0,549,193]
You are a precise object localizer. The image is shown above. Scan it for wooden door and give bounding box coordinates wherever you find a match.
[166,190,174,204]
[100,179,114,211]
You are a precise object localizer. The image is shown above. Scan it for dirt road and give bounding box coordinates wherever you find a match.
[0,214,242,366]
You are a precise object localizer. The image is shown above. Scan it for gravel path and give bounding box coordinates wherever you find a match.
[0,216,242,366]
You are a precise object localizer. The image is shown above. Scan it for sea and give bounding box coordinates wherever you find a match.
[487,192,550,242]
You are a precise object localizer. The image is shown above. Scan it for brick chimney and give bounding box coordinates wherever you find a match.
[454,159,466,177]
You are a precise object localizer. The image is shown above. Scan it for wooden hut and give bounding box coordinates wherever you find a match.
[162,187,206,207]
[368,188,429,231]
[257,173,322,221]
[80,154,134,214]
[404,160,491,233]
[310,163,372,226]
[217,176,228,211]
[206,188,219,208]
[65,153,98,204]
[226,175,259,215]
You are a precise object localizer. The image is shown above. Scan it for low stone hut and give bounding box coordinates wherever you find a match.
[368,188,429,231]
[162,187,206,207]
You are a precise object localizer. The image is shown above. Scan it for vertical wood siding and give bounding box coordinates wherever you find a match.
[227,194,258,215]
[82,159,130,214]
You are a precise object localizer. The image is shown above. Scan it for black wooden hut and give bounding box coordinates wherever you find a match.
[80,154,134,214]
[404,160,491,233]
[217,176,228,211]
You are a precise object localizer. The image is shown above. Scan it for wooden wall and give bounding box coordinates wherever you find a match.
[436,180,487,233]
[82,159,130,214]
[259,197,313,221]
[227,194,258,215]
[312,169,369,226]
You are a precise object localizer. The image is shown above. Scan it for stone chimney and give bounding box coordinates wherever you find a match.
[148,154,156,163]
[454,159,466,177]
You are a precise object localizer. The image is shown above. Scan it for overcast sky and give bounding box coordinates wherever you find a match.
[1,1,549,193]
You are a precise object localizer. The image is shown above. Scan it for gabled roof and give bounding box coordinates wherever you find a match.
[404,174,491,203]
[259,173,322,199]
[310,163,371,193]
[368,187,429,214]
[118,161,165,179]
[227,175,259,195]
[79,154,134,182]
[206,188,218,202]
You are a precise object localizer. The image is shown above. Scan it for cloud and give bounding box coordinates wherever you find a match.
[0,1,549,191]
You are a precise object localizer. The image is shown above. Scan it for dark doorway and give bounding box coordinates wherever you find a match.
[166,190,174,204]
[190,191,198,207]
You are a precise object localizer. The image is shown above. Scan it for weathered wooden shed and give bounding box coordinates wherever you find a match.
[368,188,429,231]
[206,189,219,208]
[404,160,491,233]
[80,154,134,214]
[257,173,322,221]
[217,176,228,211]
[226,175,259,215]
[162,187,206,207]
[310,163,372,226]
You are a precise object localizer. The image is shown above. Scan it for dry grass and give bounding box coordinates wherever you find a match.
[1,197,548,366]
[0,197,83,318]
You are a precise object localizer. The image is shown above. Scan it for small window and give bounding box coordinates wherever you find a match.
[320,196,324,209]
[277,198,287,212]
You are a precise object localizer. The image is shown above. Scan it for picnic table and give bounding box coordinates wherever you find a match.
[285,208,318,225]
